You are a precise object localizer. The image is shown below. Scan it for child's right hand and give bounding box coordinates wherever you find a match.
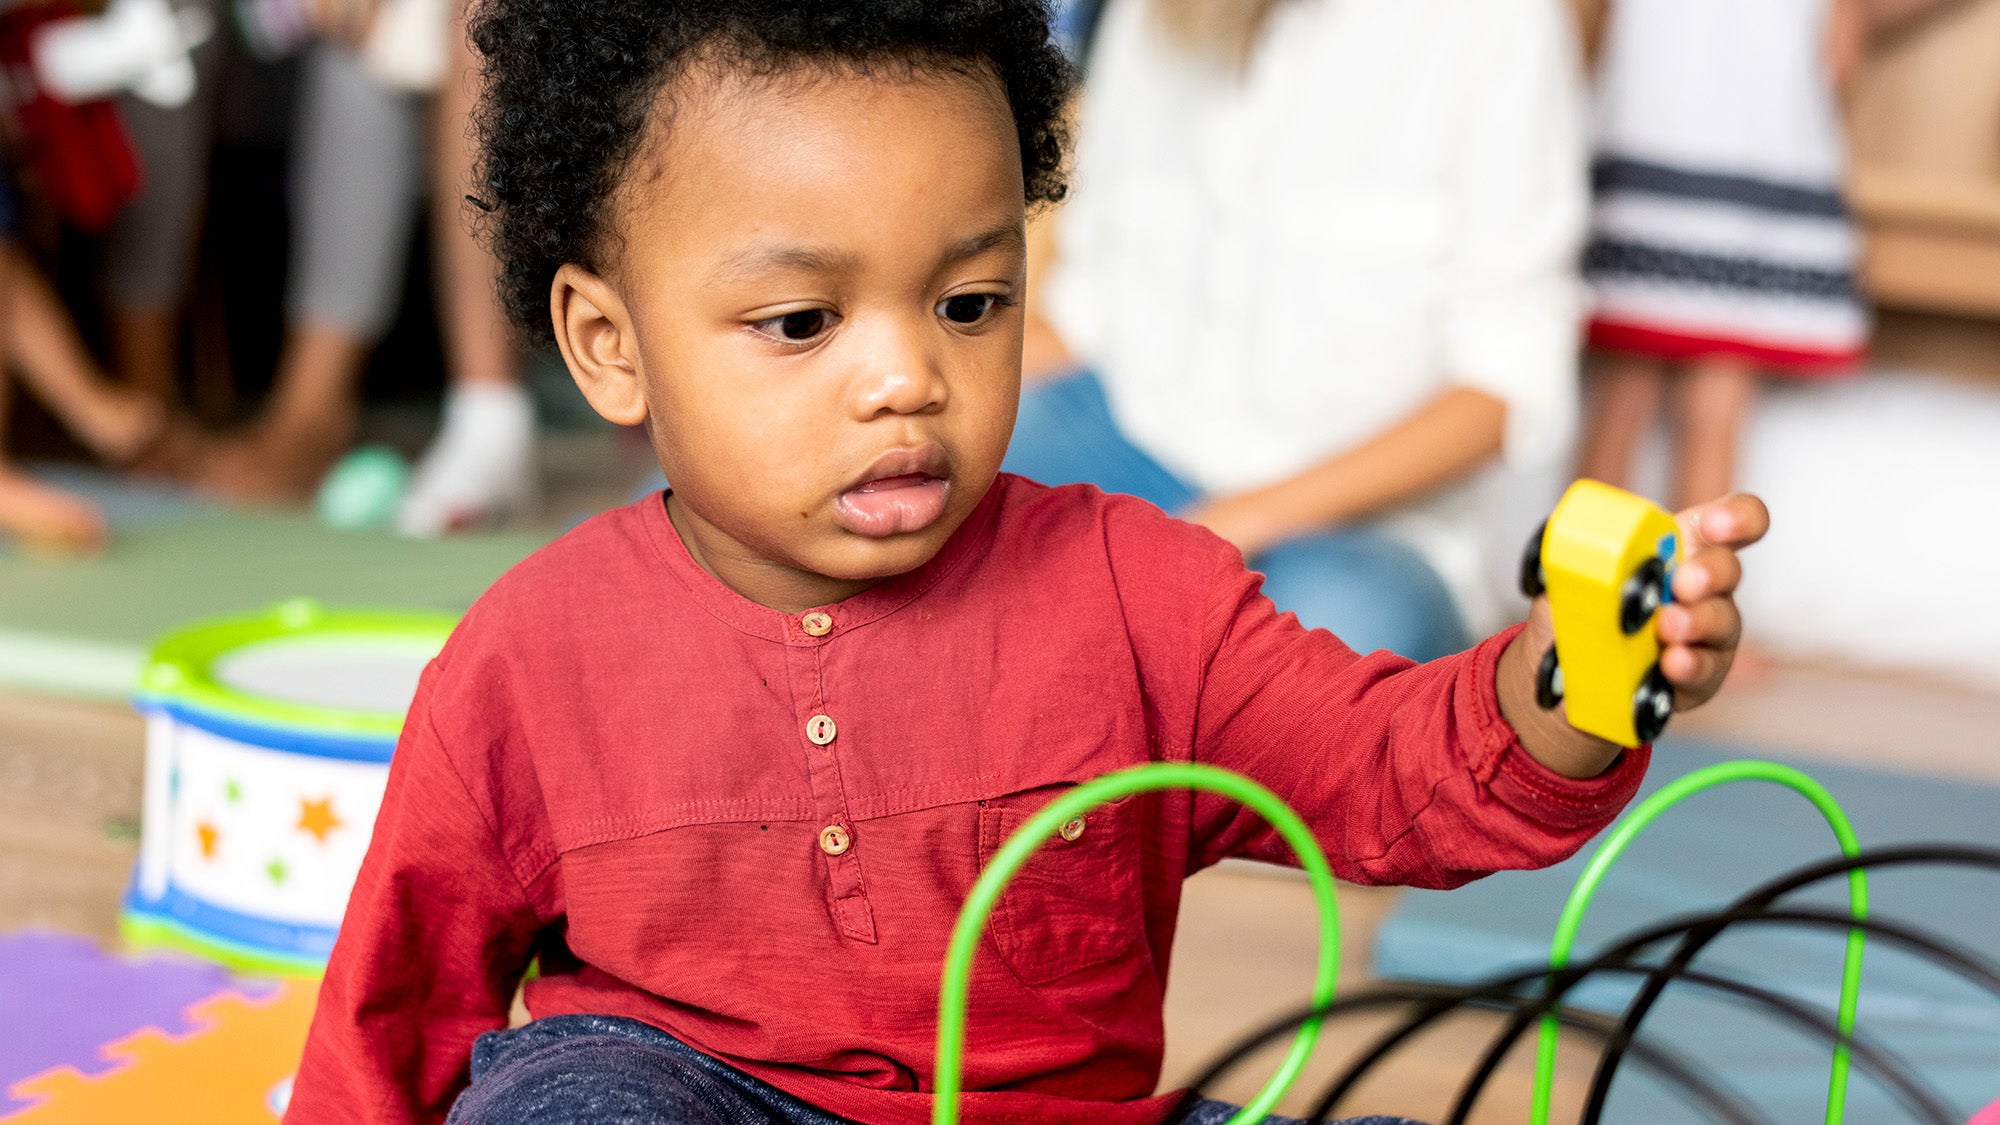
[1653,492,1769,710]
[1500,491,1769,779]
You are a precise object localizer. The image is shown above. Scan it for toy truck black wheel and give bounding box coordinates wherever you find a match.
[1535,644,1564,709]
[1519,519,1548,599]
[1632,664,1674,743]
[1619,557,1668,635]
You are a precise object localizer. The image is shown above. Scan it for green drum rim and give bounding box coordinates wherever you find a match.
[135,598,457,740]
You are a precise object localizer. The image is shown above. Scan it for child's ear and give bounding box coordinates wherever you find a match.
[550,264,648,427]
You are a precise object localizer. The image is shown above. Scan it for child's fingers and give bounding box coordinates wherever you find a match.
[1662,643,1727,705]
[1678,492,1770,552]
[1671,545,1742,603]
[1657,597,1741,650]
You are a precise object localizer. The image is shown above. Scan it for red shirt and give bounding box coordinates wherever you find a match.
[288,476,1647,1124]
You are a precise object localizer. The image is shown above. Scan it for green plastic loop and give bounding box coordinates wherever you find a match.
[1530,760,1867,1125]
[934,763,1342,1125]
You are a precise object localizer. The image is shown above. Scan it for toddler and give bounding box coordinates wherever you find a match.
[287,2,1765,1122]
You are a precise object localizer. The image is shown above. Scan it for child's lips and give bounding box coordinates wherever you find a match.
[834,448,951,538]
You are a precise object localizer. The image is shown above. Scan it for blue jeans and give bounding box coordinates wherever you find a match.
[447,1016,1423,1124]
[1005,371,1469,663]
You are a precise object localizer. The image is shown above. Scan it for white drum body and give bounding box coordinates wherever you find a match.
[122,603,453,975]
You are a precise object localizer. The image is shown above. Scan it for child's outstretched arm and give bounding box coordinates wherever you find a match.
[1169,490,1765,888]
[1496,492,1769,780]
[286,665,548,1124]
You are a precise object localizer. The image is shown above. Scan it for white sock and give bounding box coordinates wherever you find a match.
[395,381,536,536]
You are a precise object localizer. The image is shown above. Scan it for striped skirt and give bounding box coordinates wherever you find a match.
[1583,0,1868,377]
[1585,157,1869,376]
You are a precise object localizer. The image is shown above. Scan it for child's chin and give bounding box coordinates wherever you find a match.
[824,528,952,579]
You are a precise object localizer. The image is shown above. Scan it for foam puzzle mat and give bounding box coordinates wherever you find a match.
[0,931,312,1122]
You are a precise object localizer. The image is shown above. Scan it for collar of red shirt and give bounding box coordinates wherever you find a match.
[637,478,1010,646]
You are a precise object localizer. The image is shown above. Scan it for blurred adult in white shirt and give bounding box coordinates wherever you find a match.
[1009,0,1589,659]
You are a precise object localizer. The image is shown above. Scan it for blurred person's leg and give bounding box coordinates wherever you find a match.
[0,414,106,554]
[1668,353,1758,510]
[0,249,108,552]
[1253,530,1469,663]
[3,245,163,465]
[202,41,423,501]
[397,0,535,535]
[103,0,226,406]
[1576,352,1662,490]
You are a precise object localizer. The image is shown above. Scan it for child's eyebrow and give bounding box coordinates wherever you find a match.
[711,243,853,284]
[942,223,1027,265]
[709,223,1025,286]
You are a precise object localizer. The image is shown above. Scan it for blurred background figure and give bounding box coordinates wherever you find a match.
[1012,0,1589,658]
[393,0,533,536]
[1573,0,1972,510]
[103,0,533,526]
[0,0,185,551]
[0,233,163,553]
[1575,0,1870,512]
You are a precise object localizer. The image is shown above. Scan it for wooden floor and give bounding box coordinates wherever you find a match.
[4,651,1995,1121]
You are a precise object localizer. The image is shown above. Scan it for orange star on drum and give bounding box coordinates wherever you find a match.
[196,819,219,859]
[297,796,343,844]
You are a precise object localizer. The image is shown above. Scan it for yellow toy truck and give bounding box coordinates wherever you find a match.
[1519,479,1680,747]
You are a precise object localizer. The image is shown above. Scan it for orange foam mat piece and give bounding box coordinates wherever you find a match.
[6,981,318,1123]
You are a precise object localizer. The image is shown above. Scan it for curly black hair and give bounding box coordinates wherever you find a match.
[467,0,1075,343]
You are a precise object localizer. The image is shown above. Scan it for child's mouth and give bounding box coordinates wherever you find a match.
[834,449,951,538]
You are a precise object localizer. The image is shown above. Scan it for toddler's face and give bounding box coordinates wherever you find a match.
[553,62,1028,613]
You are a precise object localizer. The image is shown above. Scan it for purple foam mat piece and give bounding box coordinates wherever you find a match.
[0,930,275,1113]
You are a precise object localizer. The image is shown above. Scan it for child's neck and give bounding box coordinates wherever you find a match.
[664,493,890,613]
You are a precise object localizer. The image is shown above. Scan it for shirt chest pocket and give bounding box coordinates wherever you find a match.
[976,790,1146,987]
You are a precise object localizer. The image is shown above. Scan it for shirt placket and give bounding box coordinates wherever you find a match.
[786,611,878,944]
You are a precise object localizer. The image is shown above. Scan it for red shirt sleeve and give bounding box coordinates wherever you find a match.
[286,664,548,1124]
[1188,543,1649,886]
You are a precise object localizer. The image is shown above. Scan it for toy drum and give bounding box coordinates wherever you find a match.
[121,600,456,975]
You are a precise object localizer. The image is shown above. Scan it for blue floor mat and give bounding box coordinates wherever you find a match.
[1372,738,2000,1123]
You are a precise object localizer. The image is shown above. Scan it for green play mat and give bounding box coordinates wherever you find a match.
[0,508,546,701]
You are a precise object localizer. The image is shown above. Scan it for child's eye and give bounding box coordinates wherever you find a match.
[751,309,837,344]
[937,293,1006,325]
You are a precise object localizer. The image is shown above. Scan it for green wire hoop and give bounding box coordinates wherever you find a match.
[934,763,1343,1125]
[1530,760,1868,1125]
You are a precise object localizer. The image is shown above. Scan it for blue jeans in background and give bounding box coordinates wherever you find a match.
[447,1016,1424,1124]
[1005,371,1469,663]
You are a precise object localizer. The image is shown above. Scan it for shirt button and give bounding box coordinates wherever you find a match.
[1058,815,1087,842]
[801,611,833,637]
[819,824,852,856]
[806,714,837,745]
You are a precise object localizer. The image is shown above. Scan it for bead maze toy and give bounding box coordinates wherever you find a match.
[936,763,1343,1125]
[939,760,1998,1124]
[121,600,455,976]
[1520,479,1681,748]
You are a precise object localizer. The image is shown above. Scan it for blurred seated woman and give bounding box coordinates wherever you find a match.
[1011,0,1590,661]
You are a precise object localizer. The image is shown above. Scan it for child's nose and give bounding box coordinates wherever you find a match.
[849,319,948,419]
